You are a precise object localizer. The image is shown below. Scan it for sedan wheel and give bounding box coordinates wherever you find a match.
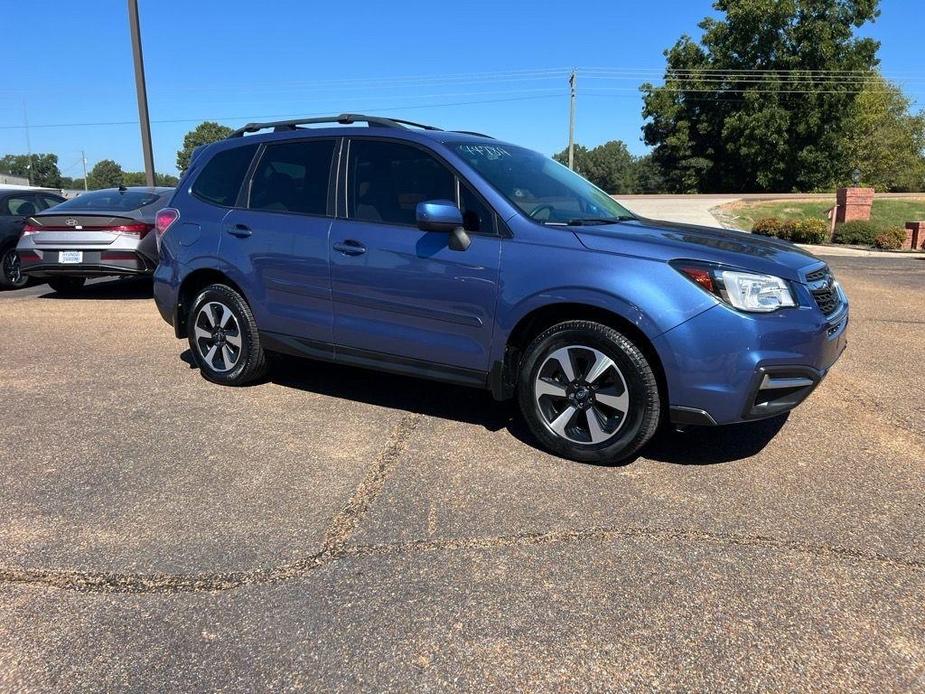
[0,246,27,289]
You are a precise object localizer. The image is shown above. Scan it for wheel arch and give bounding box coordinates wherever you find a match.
[490,302,669,408]
[174,268,246,338]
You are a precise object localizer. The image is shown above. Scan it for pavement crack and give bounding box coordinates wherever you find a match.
[321,412,422,555]
[1,523,922,595]
[344,526,925,573]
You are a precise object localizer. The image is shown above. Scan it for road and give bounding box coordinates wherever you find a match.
[0,257,923,690]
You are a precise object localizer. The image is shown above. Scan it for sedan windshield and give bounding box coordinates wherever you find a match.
[453,143,634,224]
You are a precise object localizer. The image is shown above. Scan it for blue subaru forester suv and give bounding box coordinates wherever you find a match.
[153,114,848,463]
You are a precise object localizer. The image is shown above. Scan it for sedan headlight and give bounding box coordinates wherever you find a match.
[673,263,796,313]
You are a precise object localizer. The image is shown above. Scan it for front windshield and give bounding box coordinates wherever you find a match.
[453,143,635,224]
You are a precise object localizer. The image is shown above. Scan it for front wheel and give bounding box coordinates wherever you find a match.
[0,246,28,289]
[517,320,661,464]
[187,284,268,386]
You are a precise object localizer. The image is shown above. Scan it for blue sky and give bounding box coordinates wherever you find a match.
[2,0,923,176]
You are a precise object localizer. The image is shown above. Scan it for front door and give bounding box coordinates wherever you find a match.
[220,138,337,345]
[330,139,501,379]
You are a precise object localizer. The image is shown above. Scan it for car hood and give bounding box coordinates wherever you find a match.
[573,218,823,282]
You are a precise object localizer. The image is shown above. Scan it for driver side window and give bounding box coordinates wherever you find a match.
[347,140,455,226]
[460,183,495,234]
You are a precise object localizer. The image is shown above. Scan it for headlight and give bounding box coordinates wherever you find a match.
[673,263,796,313]
[718,270,796,312]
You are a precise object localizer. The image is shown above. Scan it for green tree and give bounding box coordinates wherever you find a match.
[553,144,592,174]
[123,171,180,187]
[177,121,233,172]
[554,141,636,193]
[0,153,62,188]
[87,159,124,190]
[632,155,667,194]
[843,75,925,192]
[641,0,882,193]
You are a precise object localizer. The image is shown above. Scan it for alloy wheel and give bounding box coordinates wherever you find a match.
[534,345,630,445]
[193,301,243,373]
[2,248,24,287]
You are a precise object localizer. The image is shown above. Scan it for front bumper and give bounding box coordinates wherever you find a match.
[657,301,848,426]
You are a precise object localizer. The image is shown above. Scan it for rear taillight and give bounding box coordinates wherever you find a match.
[155,208,180,240]
[111,223,153,238]
[20,222,152,237]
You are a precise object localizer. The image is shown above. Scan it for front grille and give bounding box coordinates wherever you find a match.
[812,286,840,315]
[805,265,841,317]
[805,267,828,283]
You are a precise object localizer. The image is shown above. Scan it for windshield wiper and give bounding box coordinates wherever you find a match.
[565,216,634,226]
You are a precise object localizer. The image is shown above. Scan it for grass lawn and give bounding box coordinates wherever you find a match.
[717,198,925,231]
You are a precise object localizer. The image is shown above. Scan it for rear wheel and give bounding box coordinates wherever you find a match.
[46,276,86,295]
[517,320,661,464]
[0,245,28,290]
[187,284,268,386]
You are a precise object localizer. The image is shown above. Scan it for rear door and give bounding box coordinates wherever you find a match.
[329,138,501,379]
[0,194,36,244]
[220,137,338,345]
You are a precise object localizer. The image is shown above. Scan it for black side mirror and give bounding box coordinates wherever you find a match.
[416,200,471,251]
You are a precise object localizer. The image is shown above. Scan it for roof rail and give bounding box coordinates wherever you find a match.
[228,113,442,138]
[453,130,494,139]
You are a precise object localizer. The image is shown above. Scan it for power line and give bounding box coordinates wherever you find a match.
[0,93,563,131]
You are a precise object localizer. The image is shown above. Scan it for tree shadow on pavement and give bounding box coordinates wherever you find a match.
[37,277,153,300]
[181,351,789,466]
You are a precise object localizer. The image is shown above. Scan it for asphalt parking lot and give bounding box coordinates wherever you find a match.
[1,256,923,690]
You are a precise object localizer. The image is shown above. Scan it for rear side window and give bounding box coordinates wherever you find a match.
[1,195,35,215]
[249,140,335,215]
[40,195,65,210]
[51,190,159,211]
[192,144,258,206]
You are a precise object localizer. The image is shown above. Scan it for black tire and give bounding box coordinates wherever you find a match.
[0,244,28,290]
[46,276,86,295]
[186,283,268,386]
[516,320,661,464]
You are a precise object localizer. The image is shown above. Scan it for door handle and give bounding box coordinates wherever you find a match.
[333,239,367,256]
[225,223,252,238]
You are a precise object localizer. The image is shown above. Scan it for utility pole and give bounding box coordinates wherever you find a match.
[23,100,32,186]
[128,0,155,187]
[81,150,89,191]
[567,69,577,170]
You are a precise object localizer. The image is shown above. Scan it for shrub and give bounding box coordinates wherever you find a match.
[750,217,794,240]
[777,219,797,241]
[873,227,906,250]
[790,219,829,245]
[832,220,881,246]
[751,217,785,237]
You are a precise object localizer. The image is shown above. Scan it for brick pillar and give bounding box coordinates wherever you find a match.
[835,187,875,223]
[905,222,924,250]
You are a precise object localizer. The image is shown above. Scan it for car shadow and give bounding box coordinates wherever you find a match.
[37,277,153,300]
[640,414,789,465]
[181,350,789,467]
